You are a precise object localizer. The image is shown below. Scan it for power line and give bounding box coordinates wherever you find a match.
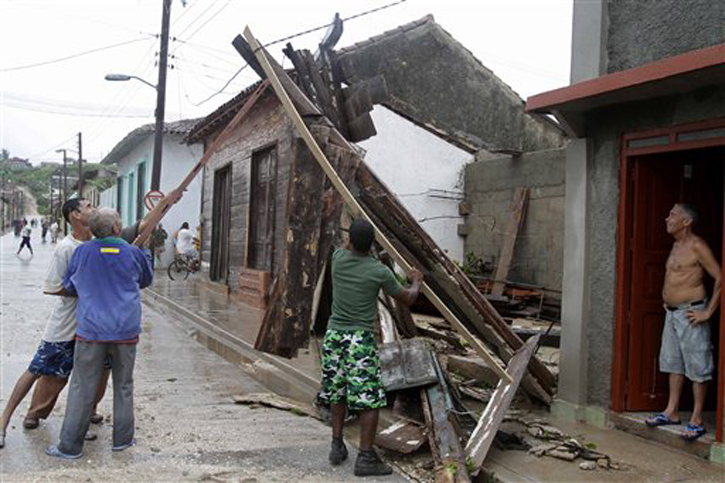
[260,0,409,49]
[0,37,154,72]
[179,0,232,45]
[190,0,409,107]
[3,102,153,118]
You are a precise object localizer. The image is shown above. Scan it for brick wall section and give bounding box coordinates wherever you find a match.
[464,148,565,293]
[200,93,296,293]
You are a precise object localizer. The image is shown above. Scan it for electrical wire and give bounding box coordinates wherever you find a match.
[3,103,152,118]
[0,37,153,72]
[187,0,408,107]
[259,0,409,49]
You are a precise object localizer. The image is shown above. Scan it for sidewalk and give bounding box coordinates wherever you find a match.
[145,274,725,482]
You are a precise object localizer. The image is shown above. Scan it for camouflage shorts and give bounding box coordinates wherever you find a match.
[318,329,387,411]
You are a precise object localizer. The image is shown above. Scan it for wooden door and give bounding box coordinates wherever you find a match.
[211,165,232,282]
[248,147,277,272]
[627,156,681,410]
[627,149,724,410]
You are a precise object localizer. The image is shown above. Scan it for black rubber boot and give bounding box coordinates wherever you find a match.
[329,437,348,465]
[354,449,393,477]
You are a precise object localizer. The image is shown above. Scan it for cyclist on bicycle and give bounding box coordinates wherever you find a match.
[174,223,198,264]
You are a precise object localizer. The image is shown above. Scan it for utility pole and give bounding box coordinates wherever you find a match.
[151,0,172,191]
[77,132,84,196]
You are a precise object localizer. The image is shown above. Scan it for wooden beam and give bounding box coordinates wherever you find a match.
[243,26,513,385]
[492,187,529,296]
[132,80,269,247]
[465,335,540,475]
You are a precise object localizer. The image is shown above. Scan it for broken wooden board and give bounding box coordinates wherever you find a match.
[421,386,471,483]
[242,26,513,386]
[491,187,529,296]
[379,338,438,391]
[232,392,319,419]
[465,335,540,475]
[375,420,427,454]
[254,138,325,357]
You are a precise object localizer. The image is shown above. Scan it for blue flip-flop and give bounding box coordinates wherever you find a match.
[681,423,706,442]
[645,413,681,427]
[45,444,82,460]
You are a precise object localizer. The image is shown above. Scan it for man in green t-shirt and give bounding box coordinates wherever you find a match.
[319,219,423,477]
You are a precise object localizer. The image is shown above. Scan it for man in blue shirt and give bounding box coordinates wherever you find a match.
[46,208,153,459]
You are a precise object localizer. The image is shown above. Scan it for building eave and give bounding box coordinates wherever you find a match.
[526,43,725,137]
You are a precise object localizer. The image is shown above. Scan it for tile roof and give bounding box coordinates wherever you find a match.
[100,118,202,165]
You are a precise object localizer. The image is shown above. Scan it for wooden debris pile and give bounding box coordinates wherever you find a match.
[229,26,561,480]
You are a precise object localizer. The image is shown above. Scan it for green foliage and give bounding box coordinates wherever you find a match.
[459,251,488,278]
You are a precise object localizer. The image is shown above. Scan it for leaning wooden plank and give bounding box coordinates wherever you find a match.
[243,26,512,385]
[465,335,540,475]
[351,166,551,401]
[350,162,555,396]
[491,187,529,296]
[132,80,269,247]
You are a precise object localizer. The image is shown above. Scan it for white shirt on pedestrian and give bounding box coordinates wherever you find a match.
[22,226,31,237]
[176,228,195,255]
[42,234,83,342]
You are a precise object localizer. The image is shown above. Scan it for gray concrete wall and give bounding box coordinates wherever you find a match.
[584,85,725,406]
[200,93,295,292]
[606,0,725,73]
[337,16,565,154]
[464,148,565,292]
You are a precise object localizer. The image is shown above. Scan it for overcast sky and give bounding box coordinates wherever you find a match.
[0,0,572,165]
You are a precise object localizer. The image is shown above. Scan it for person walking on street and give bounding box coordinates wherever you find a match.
[16,220,33,257]
[46,208,154,459]
[41,219,49,243]
[645,204,721,441]
[50,220,59,243]
[1,199,107,449]
[318,219,423,477]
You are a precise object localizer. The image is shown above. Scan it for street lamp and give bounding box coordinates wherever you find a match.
[104,73,157,90]
[105,71,165,192]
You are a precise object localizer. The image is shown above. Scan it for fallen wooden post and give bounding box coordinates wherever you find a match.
[243,26,513,385]
[465,335,540,475]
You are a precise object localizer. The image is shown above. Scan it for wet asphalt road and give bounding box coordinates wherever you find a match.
[0,226,405,482]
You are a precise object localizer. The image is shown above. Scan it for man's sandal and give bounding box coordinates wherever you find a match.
[681,423,706,442]
[645,413,681,427]
[90,413,103,425]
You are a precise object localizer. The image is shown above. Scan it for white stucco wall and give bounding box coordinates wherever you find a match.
[358,106,473,263]
[113,134,203,268]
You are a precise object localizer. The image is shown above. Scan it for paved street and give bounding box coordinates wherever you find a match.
[0,227,404,482]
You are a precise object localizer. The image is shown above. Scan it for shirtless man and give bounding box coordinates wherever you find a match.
[646,203,721,442]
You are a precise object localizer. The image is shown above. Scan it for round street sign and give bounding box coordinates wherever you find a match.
[144,190,165,211]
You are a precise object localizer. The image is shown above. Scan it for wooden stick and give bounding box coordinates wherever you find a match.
[243,27,512,384]
[132,80,269,246]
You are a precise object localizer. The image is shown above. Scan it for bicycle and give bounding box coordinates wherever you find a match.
[167,252,200,281]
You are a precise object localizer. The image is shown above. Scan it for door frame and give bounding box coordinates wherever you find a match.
[612,117,725,443]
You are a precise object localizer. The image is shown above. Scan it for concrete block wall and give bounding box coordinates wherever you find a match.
[200,94,295,293]
[463,147,565,292]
